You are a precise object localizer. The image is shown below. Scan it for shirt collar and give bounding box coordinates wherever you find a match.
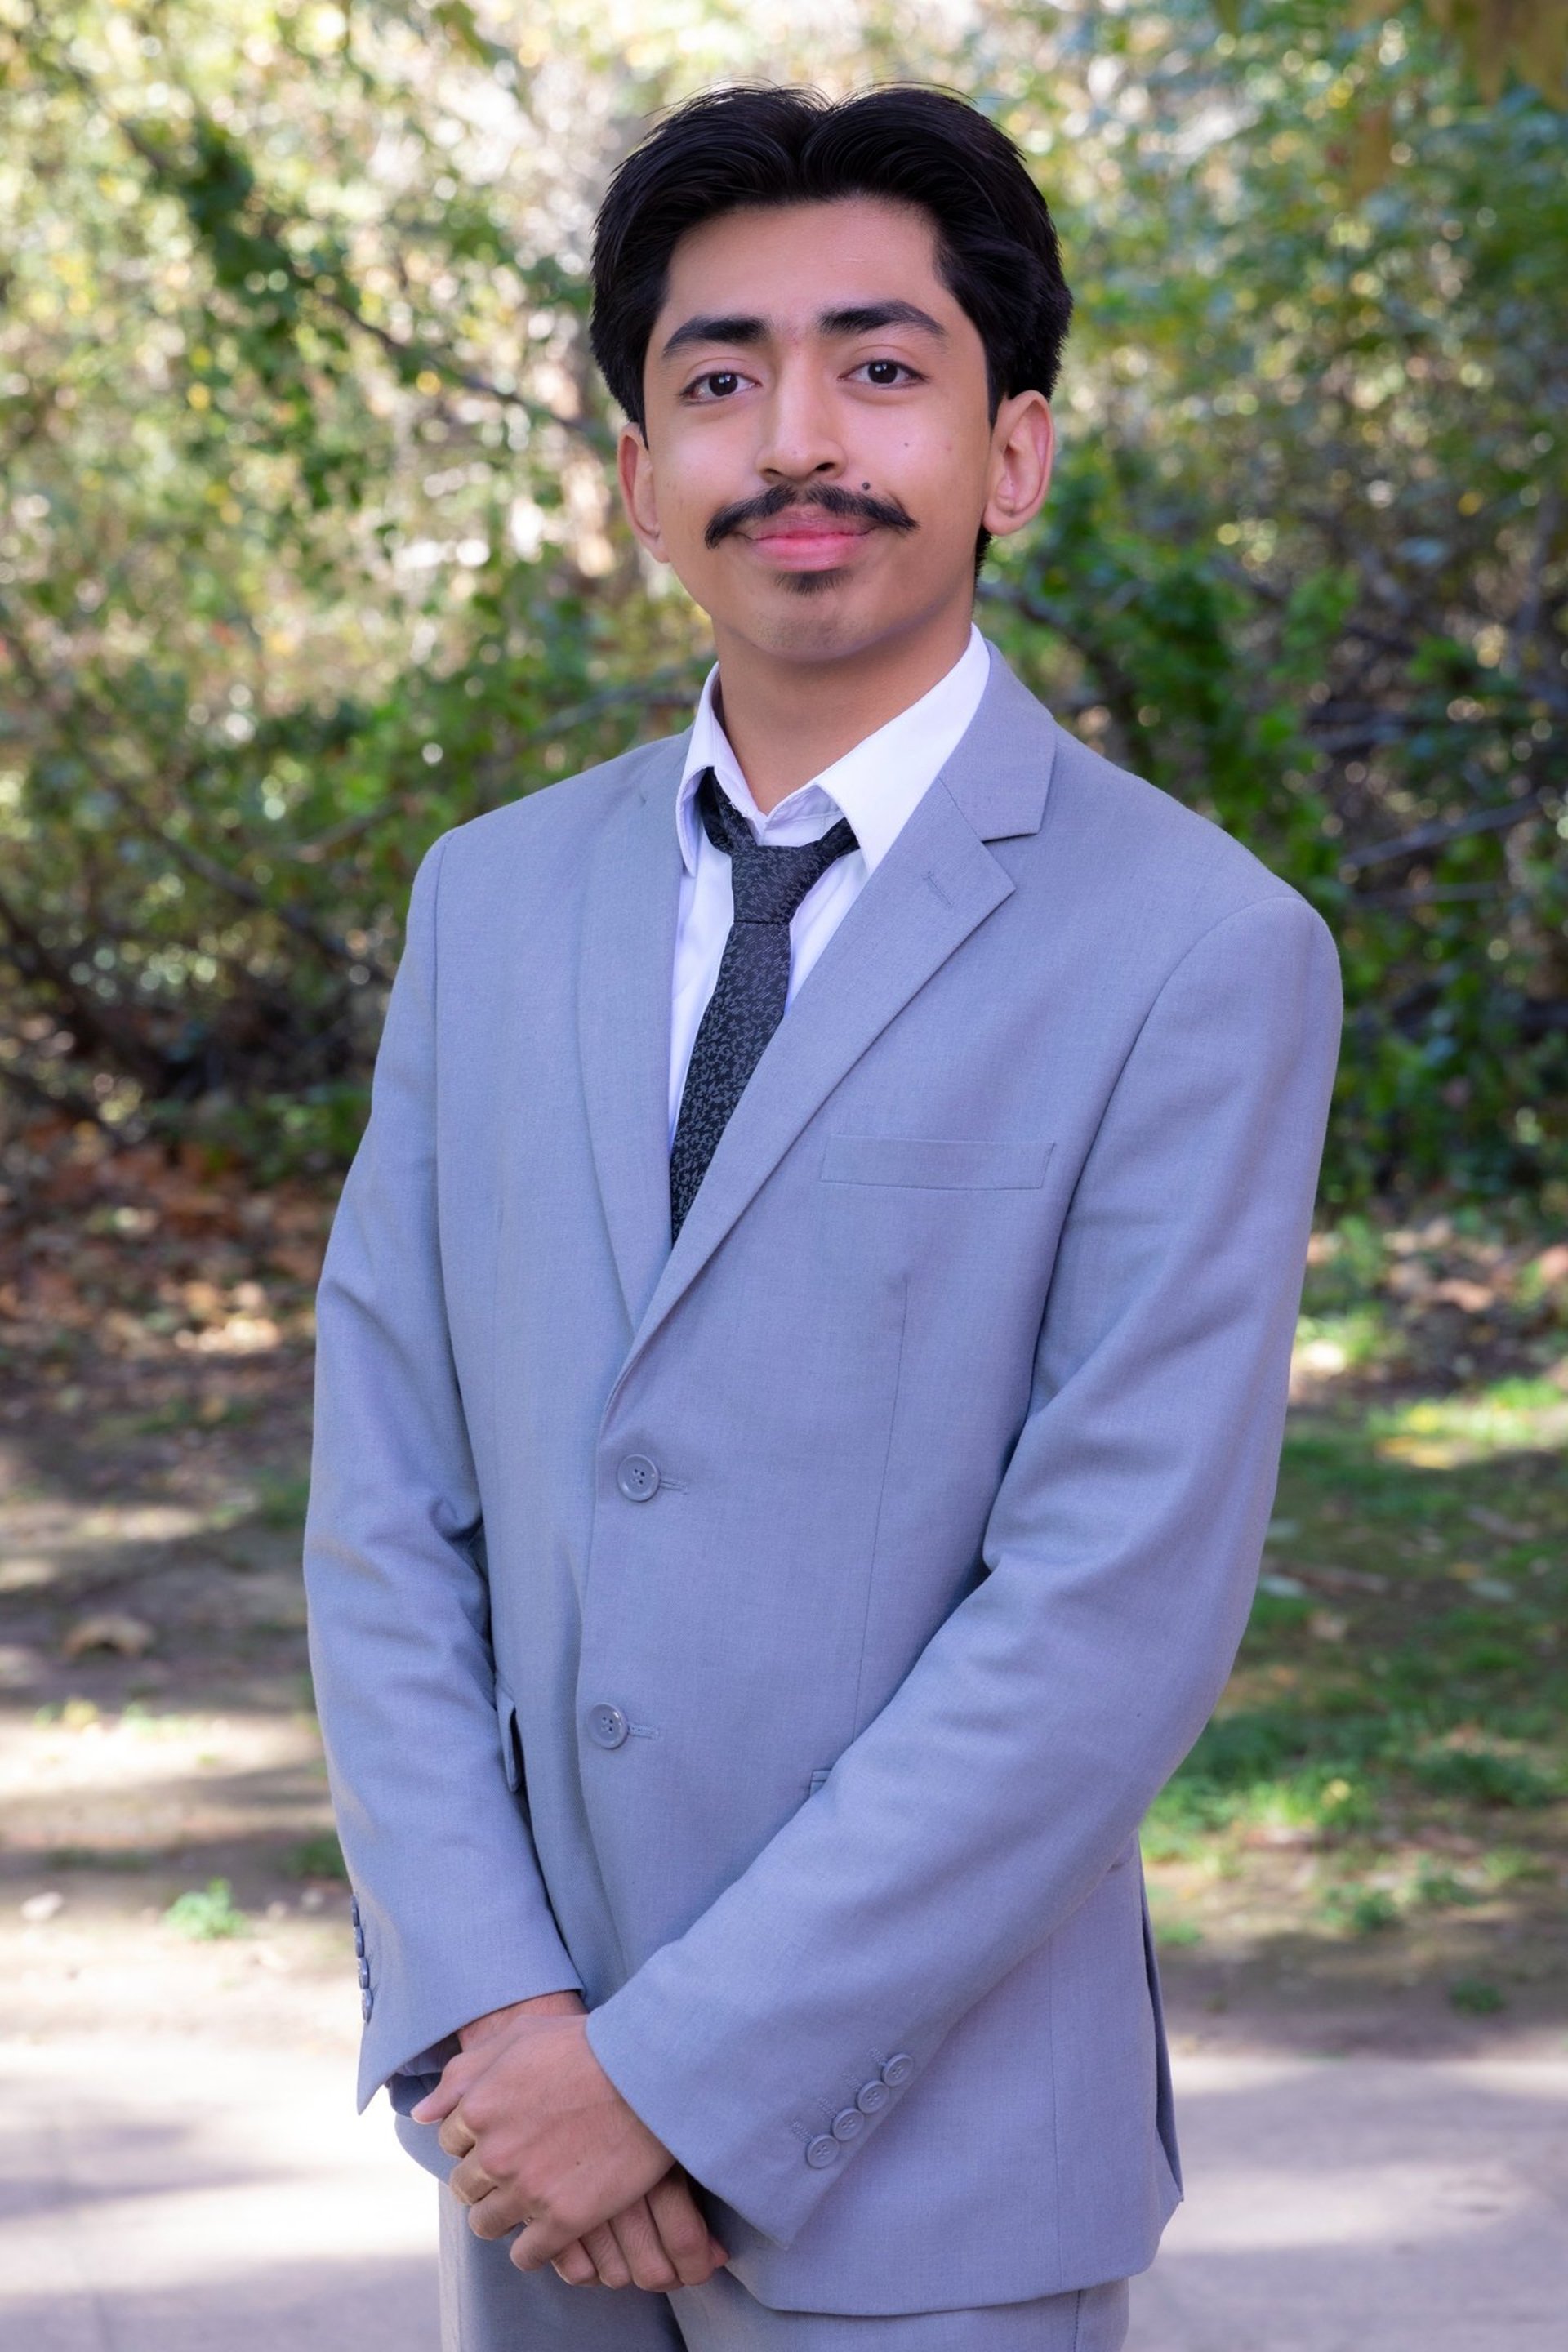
[675,625,991,878]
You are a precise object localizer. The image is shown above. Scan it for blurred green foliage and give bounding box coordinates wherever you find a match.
[0,0,1563,1199]
[163,1874,247,1938]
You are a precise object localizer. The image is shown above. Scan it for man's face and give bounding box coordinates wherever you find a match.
[617,197,1051,666]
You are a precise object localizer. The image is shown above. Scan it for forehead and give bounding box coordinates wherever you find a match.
[657,196,951,329]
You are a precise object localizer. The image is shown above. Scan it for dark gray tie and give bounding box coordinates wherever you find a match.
[670,768,858,1241]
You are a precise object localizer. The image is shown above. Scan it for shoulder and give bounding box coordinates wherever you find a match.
[422,730,684,900]
[1049,724,1310,921]
[971,649,1331,975]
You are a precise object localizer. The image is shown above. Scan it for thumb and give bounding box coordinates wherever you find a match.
[410,2056,473,2125]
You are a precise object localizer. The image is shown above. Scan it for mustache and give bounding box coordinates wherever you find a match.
[704,482,918,551]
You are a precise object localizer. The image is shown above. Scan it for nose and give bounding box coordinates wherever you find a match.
[752,351,845,486]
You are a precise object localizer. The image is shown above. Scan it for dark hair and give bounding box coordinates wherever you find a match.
[590,84,1072,430]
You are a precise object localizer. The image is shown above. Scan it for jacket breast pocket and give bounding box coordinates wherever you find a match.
[820,1134,1054,1190]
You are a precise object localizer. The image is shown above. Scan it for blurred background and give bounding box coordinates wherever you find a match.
[0,3,1564,2346]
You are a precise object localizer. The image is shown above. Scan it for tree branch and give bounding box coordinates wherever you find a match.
[1339,791,1551,875]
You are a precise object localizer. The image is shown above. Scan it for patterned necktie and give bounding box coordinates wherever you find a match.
[670,768,858,1241]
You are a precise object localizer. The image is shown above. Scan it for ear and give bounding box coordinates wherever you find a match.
[617,423,668,562]
[982,391,1054,543]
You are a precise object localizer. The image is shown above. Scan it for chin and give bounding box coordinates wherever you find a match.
[744,578,887,662]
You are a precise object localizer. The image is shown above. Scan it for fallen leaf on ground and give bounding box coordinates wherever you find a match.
[61,1611,156,1659]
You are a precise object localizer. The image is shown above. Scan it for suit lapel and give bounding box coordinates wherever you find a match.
[616,652,1060,1379]
[577,740,687,1331]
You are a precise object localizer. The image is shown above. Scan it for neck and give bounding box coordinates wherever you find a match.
[710,604,974,814]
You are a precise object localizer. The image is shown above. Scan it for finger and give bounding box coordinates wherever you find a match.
[550,2238,599,2287]
[578,2219,632,2289]
[648,2171,724,2281]
[511,2207,587,2274]
[610,2201,679,2292]
[447,2151,498,2207]
[648,2171,728,2284]
[412,2054,479,2126]
[467,2182,531,2242]
[437,2113,477,2161]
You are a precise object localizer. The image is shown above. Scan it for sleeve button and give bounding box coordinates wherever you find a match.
[804,2135,840,2169]
[856,2079,889,2114]
[831,2107,863,2140]
[880,2053,915,2088]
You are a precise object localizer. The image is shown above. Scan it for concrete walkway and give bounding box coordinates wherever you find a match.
[0,2035,437,2352]
[1126,2051,1568,2351]
[3,2037,1565,2350]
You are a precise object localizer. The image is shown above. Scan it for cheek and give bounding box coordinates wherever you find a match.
[872,407,977,496]
[651,446,733,553]
[894,439,981,533]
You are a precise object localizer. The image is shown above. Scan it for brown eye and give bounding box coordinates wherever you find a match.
[702,372,741,398]
[864,360,904,385]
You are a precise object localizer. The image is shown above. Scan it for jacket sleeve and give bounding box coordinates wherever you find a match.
[304,836,580,2113]
[586,892,1341,2244]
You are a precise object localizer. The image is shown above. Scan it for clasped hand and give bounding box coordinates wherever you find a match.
[411,1991,728,2291]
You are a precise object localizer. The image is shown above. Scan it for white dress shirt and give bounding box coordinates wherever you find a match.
[669,625,991,1140]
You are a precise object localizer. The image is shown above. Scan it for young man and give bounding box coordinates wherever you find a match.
[305,85,1340,2352]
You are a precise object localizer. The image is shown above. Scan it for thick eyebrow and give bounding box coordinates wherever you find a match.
[657,298,948,364]
[659,313,766,361]
[817,301,947,341]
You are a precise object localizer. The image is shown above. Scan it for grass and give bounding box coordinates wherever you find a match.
[254,1472,312,1530]
[1146,1345,1567,1971]
[287,1833,347,1882]
[1450,1978,1508,2016]
[163,1877,247,1940]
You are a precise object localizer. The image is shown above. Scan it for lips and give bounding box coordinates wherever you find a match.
[746,513,875,567]
[752,512,872,539]
[705,484,915,555]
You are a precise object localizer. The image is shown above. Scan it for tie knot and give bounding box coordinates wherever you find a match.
[697,769,858,926]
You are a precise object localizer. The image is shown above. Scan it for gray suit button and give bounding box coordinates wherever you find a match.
[357,1958,371,1988]
[881,2053,915,2088]
[361,1990,373,2020]
[856,2079,889,2114]
[831,2107,863,2140]
[617,1454,661,1502]
[587,1703,630,1749]
[353,1926,366,1958]
[804,2135,839,2169]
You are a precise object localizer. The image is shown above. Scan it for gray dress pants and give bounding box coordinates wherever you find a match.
[437,2189,1130,2352]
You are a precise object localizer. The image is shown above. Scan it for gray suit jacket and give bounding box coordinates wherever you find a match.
[304,644,1340,2314]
